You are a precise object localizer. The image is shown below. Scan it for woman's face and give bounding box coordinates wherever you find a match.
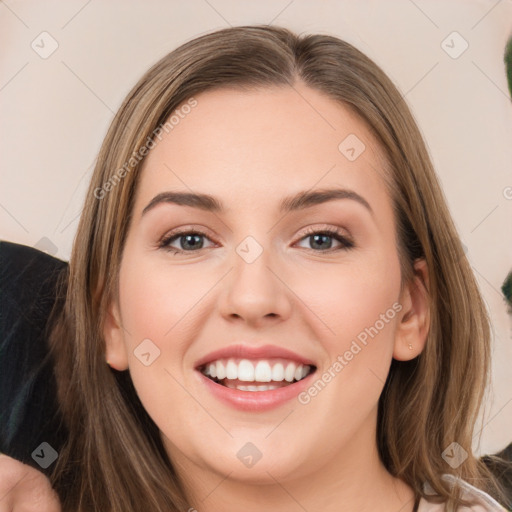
[104,83,426,489]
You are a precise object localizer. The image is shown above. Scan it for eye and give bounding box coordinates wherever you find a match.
[295,226,354,252]
[158,228,216,255]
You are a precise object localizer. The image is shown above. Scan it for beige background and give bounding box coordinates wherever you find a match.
[1,0,511,457]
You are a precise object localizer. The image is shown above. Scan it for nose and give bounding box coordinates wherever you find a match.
[218,245,293,328]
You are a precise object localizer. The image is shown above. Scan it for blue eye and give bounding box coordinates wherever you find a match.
[297,227,354,252]
[159,226,354,255]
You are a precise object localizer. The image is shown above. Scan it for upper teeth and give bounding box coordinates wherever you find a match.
[202,358,311,383]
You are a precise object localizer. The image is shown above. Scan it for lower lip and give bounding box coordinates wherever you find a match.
[197,371,316,412]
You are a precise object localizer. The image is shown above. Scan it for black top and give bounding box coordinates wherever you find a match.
[0,240,67,474]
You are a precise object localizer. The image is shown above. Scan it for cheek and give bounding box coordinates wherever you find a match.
[117,252,210,350]
[339,263,401,361]
[116,256,210,445]
[116,250,220,383]
[295,249,402,408]
[296,249,402,350]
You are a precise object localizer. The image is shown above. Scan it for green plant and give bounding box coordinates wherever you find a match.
[505,37,512,97]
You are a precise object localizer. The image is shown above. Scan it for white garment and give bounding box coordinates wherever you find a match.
[417,474,508,511]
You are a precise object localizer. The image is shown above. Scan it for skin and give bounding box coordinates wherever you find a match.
[0,455,61,512]
[104,82,430,511]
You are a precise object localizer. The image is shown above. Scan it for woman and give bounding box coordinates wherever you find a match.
[3,24,510,511]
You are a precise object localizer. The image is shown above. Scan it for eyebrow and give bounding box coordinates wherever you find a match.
[141,187,373,217]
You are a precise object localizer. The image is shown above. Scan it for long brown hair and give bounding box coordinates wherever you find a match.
[48,25,509,511]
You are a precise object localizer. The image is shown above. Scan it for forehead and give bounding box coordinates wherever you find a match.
[134,84,391,217]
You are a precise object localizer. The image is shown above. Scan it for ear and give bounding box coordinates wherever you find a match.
[103,297,129,371]
[393,258,430,361]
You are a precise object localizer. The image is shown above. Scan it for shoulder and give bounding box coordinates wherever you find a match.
[418,474,508,511]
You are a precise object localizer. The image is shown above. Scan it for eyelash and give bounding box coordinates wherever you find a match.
[158,225,355,255]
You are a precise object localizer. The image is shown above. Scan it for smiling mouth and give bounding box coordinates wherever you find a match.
[199,357,316,392]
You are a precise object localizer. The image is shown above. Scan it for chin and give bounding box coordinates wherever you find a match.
[185,435,315,484]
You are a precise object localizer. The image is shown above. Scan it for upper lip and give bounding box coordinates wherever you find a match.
[194,344,317,369]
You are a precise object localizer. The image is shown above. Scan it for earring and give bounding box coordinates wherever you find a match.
[408,343,413,350]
